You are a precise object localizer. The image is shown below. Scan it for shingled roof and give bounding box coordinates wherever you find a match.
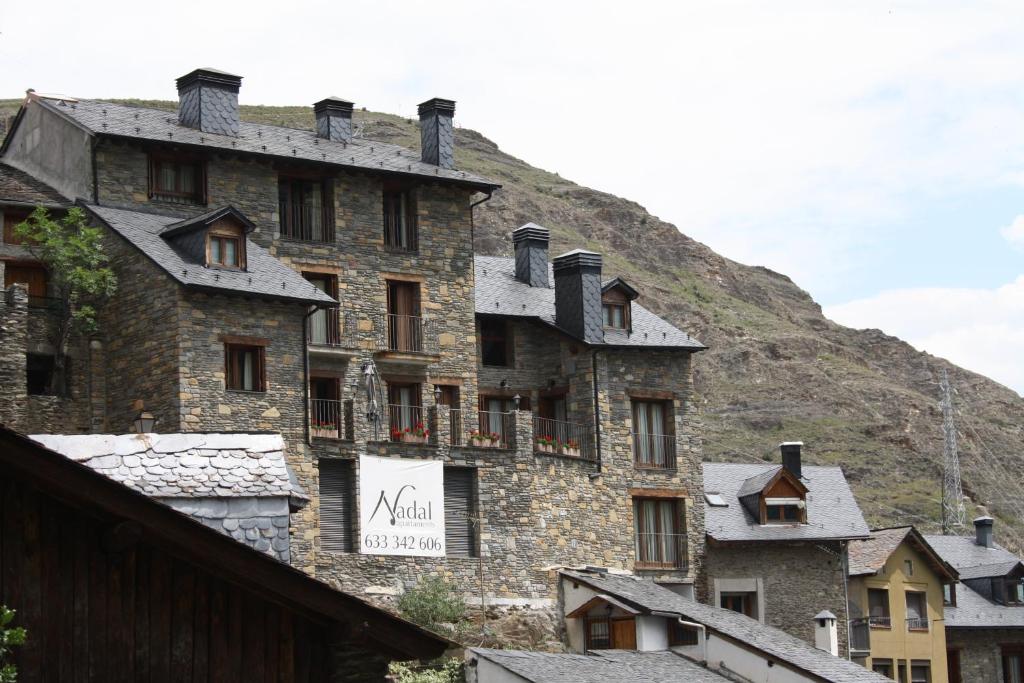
[560,570,889,682]
[82,203,335,306]
[470,648,730,683]
[702,463,870,542]
[924,533,1024,580]
[0,161,68,208]
[848,527,957,580]
[944,581,1024,629]
[22,97,497,191]
[474,255,704,350]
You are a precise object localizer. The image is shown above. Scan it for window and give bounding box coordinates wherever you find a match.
[225,343,266,392]
[905,591,928,631]
[668,620,699,646]
[149,155,205,204]
[479,318,512,367]
[584,616,636,650]
[319,459,354,552]
[26,353,62,396]
[705,492,728,507]
[720,592,757,618]
[905,559,915,576]
[765,503,801,523]
[383,187,416,251]
[4,263,48,306]
[943,583,956,607]
[947,649,962,683]
[872,660,894,678]
[310,376,343,439]
[1005,578,1024,605]
[386,280,422,352]
[632,399,674,468]
[3,210,30,244]
[1003,646,1024,683]
[304,273,340,345]
[586,617,611,650]
[477,394,528,446]
[633,497,685,569]
[206,221,245,269]
[867,588,891,627]
[444,467,477,558]
[387,382,422,439]
[603,303,626,329]
[910,662,931,683]
[279,177,334,242]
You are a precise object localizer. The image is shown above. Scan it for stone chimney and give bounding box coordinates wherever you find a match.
[780,442,803,479]
[418,98,455,169]
[512,223,550,288]
[553,249,603,344]
[314,97,354,144]
[975,515,994,548]
[176,68,242,137]
[813,611,838,656]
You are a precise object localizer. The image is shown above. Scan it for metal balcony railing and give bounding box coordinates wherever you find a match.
[386,404,430,443]
[906,617,929,631]
[849,618,871,652]
[632,432,677,469]
[533,416,596,460]
[867,615,892,628]
[376,314,437,354]
[280,202,334,242]
[310,399,353,441]
[449,408,464,446]
[468,411,514,449]
[634,532,687,570]
[307,308,349,347]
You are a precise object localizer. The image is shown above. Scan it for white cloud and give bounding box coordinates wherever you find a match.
[1001,215,1024,248]
[825,276,1024,394]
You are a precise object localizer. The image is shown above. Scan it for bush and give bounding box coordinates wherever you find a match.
[389,658,463,683]
[0,606,26,683]
[397,575,466,634]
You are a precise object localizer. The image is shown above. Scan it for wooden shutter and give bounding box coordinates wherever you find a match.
[320,459,354,552]
[444,467,476,558]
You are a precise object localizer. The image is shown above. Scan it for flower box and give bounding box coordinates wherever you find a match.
[562,447,581,457]
[312,426,339,439]
[402,433,427,444]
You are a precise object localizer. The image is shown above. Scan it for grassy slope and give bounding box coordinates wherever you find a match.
[3,97,1022,550]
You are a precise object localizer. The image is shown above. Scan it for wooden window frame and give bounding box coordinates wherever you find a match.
[632,496,685,570]
[479,317,513,367]
[867,587,892,628]
[1003,645,1024,683]
[763,503,803,524]
[148,153,207,205]
[943,582,956,607]
[720,591,757,618]
[668,620,699,647]
[602,289,631,330]
[910,661,931,683]
[206,223,246,270]
[631,398,675,469]
[905,590,929,632]
[382,185,418,252]
[584,615,612,650]
[278,176,335,242]
[319,459,355,553]
[224,343,266,393]
[3,209,31,245]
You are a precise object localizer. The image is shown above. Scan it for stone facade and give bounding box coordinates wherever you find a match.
[704,541,851,657]
[946,628,1020,682]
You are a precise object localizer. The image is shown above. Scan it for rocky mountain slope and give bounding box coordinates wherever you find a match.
[4,98,1022,550]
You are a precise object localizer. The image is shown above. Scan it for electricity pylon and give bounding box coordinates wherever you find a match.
[940,369,967,534]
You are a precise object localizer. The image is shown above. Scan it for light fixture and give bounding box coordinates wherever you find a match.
[434,385,442,403]
[513,394,521,410]
[133,410,156,434]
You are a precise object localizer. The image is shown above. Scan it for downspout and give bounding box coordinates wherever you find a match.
[677,618,707,663]
[91,137,99,204]
[841,540,852,659]
[302,305,321,446]
[469,189,494,246]
[591,349,603,473]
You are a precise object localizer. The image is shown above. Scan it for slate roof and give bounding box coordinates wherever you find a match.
[29,97,497,190]
[471,648,730,682]
[702,463,870,542]
[945,581,1024,629]
[924,533,1024,579]
[30,432,306,501]
[474,255,704,350]
[83,203,335,305]
[0,162,68,207]
[735,465,784,498]
[560,570,889,682]
[848,527,957,580]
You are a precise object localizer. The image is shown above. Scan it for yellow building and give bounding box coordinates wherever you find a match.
[848,527,959,683]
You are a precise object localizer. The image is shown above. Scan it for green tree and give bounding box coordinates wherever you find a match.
[397,575,466,634]
[14,207,117,395]
[0,606,26,683]
[389,658,463,683]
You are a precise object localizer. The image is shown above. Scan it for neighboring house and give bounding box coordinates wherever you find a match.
[0,424,449,682]
[702,443,870,655]
[926,517,1024,683]
[466,648,732,682]
[847,526,958,682]
[557,569,890,682]
[31,432,308,563]
[0,68,707,632]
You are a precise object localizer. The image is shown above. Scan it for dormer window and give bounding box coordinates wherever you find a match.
[764,498,803,524]
[1003,578,1024,605]
[738,464,809,526]
[206,220,246,270]
[603,302,627,329]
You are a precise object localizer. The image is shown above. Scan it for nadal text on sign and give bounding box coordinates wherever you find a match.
[359,455,446,557]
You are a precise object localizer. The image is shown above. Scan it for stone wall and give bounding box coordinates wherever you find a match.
[0,284,28,430]
[947,628,1022,682]
[704,541,850,656]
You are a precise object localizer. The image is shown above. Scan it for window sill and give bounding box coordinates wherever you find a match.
[226,389,267,394]
[278,235,336,245]
[383,246,419,254]
[634,464,677,471]
[635,563,688,571]
[907,628,930,633]
[868,625,892,630]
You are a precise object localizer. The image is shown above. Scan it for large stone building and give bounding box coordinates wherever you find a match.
[0,68,708,628]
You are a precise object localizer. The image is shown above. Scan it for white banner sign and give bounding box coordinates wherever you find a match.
[359,455,446,557]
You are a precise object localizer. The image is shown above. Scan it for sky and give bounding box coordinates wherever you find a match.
[3,0,1024,392]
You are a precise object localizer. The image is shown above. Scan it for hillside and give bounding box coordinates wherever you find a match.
[4,98,1022,550]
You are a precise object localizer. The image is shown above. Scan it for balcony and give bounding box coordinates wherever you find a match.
[849,618,871,653]
[466,410,515,449]
[374,314,439,362]
[385,404,432,445]
[533,416,596,460]
[307,309,358,363]
[867,615,891,629]
[906,616,929,631]
[310,399,354,441]
[632,432,677,469]
[279,202,334,243]
[634,532,687,570]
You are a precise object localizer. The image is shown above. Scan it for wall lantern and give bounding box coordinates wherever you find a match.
[513,394,521,410]
[433,384,442,404]
[133,410,156,434]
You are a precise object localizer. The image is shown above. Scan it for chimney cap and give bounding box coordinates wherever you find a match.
[176,68,242,92]
[553,249,602,272]
[512,223,551,243]
[974,515,995,525]
[314,97,354,114]
[814,610,836,621]
[780,441,804,447]
[418,98,456,116]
